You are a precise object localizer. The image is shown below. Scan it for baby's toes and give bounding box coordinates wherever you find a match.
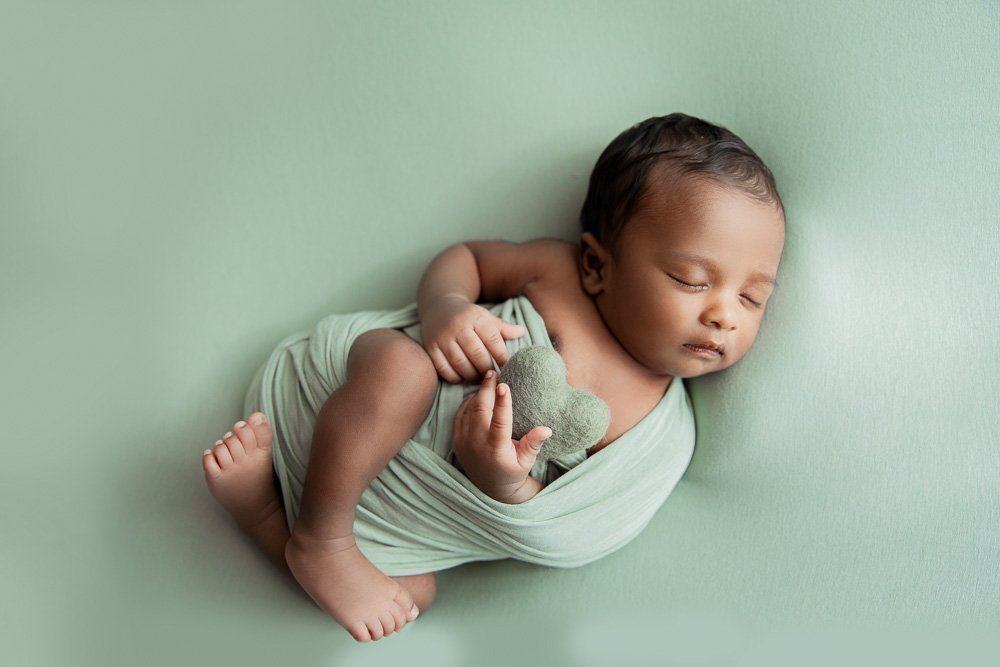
[222,430,246,461]
[348,622,371,643]
[232,420,258,454]
[202,449,222,478]
[366,618,384,641]
[247,412,273,451]
[378,610,397,636]
[387,603,408,632]
[394,587,418,620]
[212,439,234,468]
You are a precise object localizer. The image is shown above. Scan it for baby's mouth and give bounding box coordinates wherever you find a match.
[682,343,724,357]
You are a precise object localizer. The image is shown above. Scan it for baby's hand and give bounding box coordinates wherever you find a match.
[421,295,525,384]
[451,369,552,502]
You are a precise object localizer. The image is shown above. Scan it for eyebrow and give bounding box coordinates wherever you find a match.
[663,250,778,287]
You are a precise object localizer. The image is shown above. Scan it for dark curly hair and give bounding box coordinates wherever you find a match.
[579,112,785,260]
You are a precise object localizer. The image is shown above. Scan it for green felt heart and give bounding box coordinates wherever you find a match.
[497,345,611,462]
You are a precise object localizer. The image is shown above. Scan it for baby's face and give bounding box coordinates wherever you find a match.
[580,178,785,378]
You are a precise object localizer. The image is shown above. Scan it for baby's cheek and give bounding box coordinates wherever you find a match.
[728,340,753,365]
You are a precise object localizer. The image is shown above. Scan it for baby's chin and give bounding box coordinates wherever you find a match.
[679,368,724,379]
[666,350,735,378]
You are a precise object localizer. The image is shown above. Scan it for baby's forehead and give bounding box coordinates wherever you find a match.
[639,170,708,210]
[624,201,784,268]
[636,177,783,233]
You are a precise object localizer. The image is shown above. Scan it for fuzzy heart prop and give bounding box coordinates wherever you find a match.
[497,345,611,462]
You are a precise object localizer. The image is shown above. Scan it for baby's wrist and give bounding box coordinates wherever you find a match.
[486,476,543,504]
[418,292,472,323]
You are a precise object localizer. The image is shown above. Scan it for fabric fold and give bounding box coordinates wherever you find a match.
[243,294,696,576]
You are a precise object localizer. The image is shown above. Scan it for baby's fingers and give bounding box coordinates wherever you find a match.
[445,340,480,383]
[474,322,510,370]
[457,329,496,378]
[428,344,462,384]
[470,369,497,428]
[452,394,473,445]
[489,382,513,445]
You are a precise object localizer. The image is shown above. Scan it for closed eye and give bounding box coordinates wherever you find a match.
[668,274,706,289]
[669,274,763,308]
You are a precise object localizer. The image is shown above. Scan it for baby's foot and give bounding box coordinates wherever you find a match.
[202,412,281,531]
[285,530,420,642]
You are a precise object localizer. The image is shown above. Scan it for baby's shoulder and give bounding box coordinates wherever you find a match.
[520,243,600,365]
[522,240,578,300]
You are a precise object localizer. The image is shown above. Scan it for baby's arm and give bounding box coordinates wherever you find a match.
[417,238,565,313]
[416,238,569,386]
[417,239,566,504]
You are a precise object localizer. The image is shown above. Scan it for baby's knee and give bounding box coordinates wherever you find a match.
[348,328,438,392]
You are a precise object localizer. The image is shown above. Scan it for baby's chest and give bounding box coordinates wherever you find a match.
[521,283,652,454]
[521,275,602,389]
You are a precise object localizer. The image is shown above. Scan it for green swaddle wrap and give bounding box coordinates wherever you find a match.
[243,294,696,576]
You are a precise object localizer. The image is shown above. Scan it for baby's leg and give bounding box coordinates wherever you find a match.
[202,412,289,569]
[288,328,441,640]
[204,328,440,642]
[203,414,438,639]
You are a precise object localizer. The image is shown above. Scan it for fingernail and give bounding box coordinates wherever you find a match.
[224,431,232,438]
[235,421,246,429]
[498,384,507,396]
[409,605,419,619]
[250,414,263,426]
[485,370,493,379]
[202,449,211,456]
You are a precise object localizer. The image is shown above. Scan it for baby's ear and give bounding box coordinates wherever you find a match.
[578,233,610,295]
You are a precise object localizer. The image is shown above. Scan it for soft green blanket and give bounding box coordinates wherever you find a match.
[243,295,696,576]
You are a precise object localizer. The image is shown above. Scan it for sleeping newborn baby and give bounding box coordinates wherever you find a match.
[201,112,786,642]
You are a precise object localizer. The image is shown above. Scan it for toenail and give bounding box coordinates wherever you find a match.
[225,431,232,438]
[235,421,246,429]
[203,449,211,455]
[250,414,263,426]
[214,440,223,446]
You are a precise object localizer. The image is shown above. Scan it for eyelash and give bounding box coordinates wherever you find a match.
[668,274,762,308]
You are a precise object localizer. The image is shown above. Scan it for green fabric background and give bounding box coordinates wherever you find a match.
[2,1,996,665]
